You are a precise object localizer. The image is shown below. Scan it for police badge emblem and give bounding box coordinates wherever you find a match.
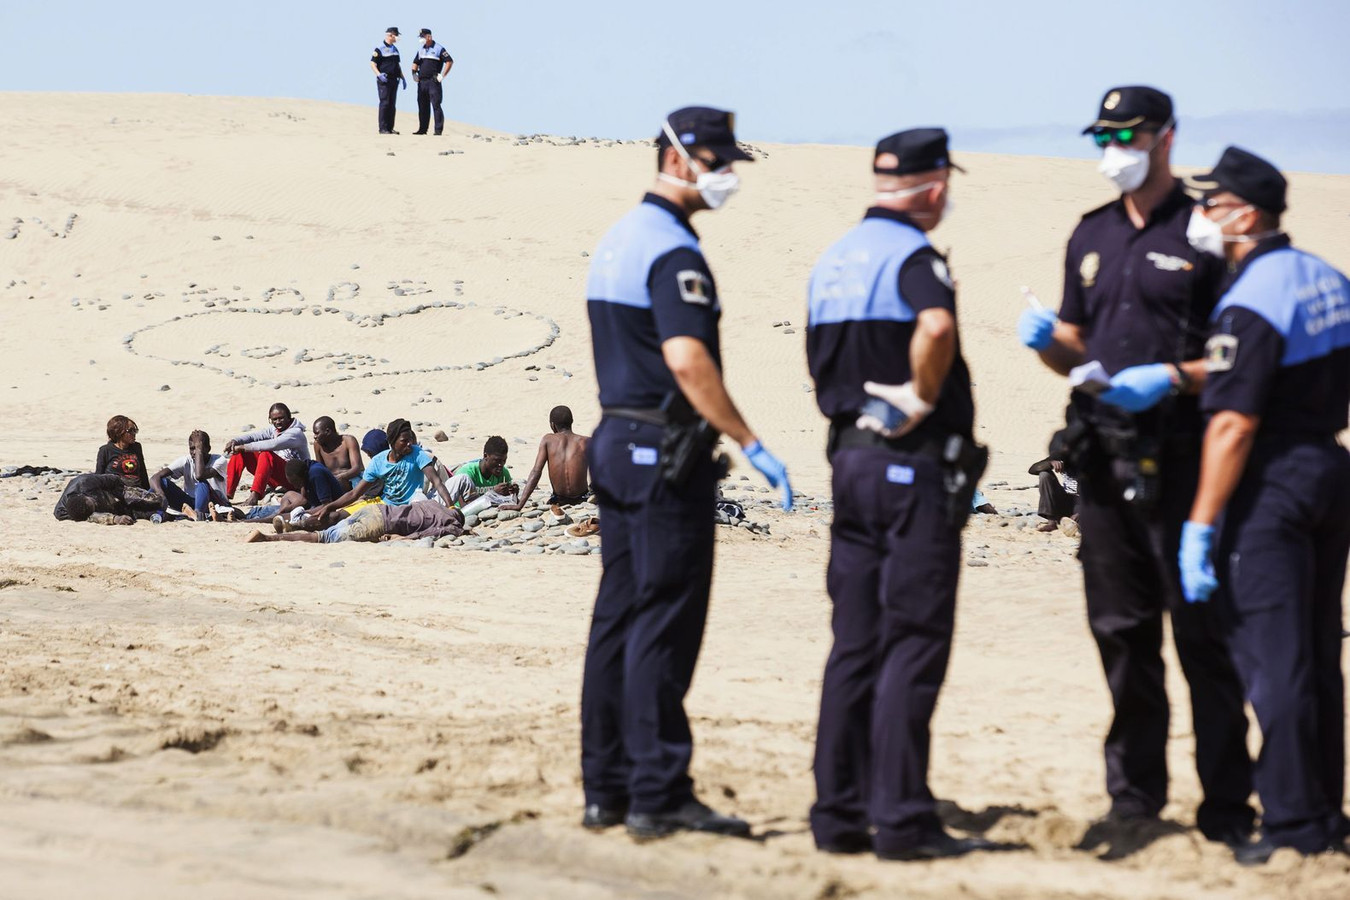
[1205,333,1238,372]
[1080,251,1100,288]
[1104,91,1121,110]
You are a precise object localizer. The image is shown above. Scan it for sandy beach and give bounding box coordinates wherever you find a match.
[1,92,1348,898]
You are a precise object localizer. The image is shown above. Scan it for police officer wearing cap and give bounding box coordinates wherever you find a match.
[1178,147,1350,865]
[807,128,990,861]
[411,29,453,136]
[369,27,405,135]
[580,106,793,840]
[1018,86,1255,845]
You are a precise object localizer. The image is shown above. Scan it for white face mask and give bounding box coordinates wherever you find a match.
[1098,144,1150,193]
[1186,204,1274,257]
[658,121,741,210]
[875,181,950,226]
[1097,124,1171,194]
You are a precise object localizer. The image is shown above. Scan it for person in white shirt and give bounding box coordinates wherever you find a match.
[150,430,231,520]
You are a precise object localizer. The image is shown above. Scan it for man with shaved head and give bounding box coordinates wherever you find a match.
[223,402,310,505]
[311,416,364,492]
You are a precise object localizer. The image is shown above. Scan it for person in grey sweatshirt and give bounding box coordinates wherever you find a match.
[223,402,310,505]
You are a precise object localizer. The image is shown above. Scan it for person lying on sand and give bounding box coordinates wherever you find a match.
[54,472,162,524]
[499,405,591,511]
[301,418,457,528]
[246,499,464,544]
[312,416,364,492]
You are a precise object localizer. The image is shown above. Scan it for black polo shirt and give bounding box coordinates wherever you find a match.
[413,42,452,80]
[587,194,722,409]
[371,41,402,77]
[1203,234,1350,436]
[1059,180,1225,437]
[807,208,974,441]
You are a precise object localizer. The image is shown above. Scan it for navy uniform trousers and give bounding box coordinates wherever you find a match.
[1077,445,1255,835]
[580,416,716,814]
[417,79,444,134]
[811,446,960,856]
[376,78,397,133]
[1218,437,1350,852]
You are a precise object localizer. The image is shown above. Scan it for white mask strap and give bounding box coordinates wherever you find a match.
[875,180,940,201]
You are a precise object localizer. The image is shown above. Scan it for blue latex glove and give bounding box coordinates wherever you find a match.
[1179,520,1219,603]
[377,73,388,83]
[744,441,794,511]
[1018,307,1058,350]
[1098,363,1174,413]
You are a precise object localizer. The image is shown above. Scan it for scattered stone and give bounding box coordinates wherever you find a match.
[433,429,449,442]
[158,384,171,392]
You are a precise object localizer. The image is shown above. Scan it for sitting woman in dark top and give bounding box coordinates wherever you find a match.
[96,415,150,490]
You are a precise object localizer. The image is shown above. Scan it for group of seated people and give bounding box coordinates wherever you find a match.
[55,404,594,546]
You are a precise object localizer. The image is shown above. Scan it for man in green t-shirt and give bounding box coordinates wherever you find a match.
[445,435,518,510]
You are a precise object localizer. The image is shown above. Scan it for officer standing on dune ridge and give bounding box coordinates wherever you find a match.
[411,28,453,136]
[579,106,793,841]
[807,127,992,861]
[1017,86,1255,848]
[1178,147,1350,865]
[369,27,405,135]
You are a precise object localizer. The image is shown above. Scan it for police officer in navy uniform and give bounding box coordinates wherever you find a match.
[1018,86,1255,846]
[411,28,453,136]
[1178,147,1350,865]
[807,128,992,861]
[580,106,793,840]
[369,27,404,135]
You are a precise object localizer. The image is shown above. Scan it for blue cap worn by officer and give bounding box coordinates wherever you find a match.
[580,105,790,842]
[1178,146,1350,864]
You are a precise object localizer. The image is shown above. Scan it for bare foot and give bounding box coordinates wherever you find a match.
[114,515,134,526]
[245,530,268,543]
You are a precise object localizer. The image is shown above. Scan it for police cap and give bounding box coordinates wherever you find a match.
[873,127,965,176]
[419,28,432,37]
[661,106,754,162]
[386,26,401,36]
[1188,146,1287,214]
[1083,86,1173,134]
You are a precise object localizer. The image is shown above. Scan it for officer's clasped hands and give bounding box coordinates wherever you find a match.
[1018,307,1059,351]
[1097,363,1174,412]
[743,441,794,511]
[1179,520,1219,603]
[856,380,933,439]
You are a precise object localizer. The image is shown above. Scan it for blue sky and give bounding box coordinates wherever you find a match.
[3,0,1348,172]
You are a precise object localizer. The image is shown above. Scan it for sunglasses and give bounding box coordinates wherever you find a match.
[1090,127,1147,148]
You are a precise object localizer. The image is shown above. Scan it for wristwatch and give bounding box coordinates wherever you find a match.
[1170,364,1193,396]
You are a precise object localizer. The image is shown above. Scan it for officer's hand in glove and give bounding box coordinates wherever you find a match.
[1018,307,1059,351]
[1097,363,1174,413]
[856,381,934,439]
[376,72,388,83]
[744,441,793,511]
[436,73,444,82]
[1179,520,1219,603]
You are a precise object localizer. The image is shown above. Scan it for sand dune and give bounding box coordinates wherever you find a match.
[1,92,1348,898]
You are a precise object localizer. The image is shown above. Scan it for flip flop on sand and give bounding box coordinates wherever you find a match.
[566,517,600,538]
[273,515,293,534]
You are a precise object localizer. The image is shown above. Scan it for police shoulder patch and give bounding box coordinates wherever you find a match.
[677,270,711,305]
[930,258,954,290]
[1205,333,1239,372]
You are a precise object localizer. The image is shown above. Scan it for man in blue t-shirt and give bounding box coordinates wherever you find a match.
[303,418,455,528]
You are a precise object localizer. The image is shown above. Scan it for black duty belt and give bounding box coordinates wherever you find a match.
[828,422,948,462]
[602,407,670,427]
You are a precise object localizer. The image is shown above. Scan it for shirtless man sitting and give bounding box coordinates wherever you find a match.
[500,405,590,511]
[312,416,364,492]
